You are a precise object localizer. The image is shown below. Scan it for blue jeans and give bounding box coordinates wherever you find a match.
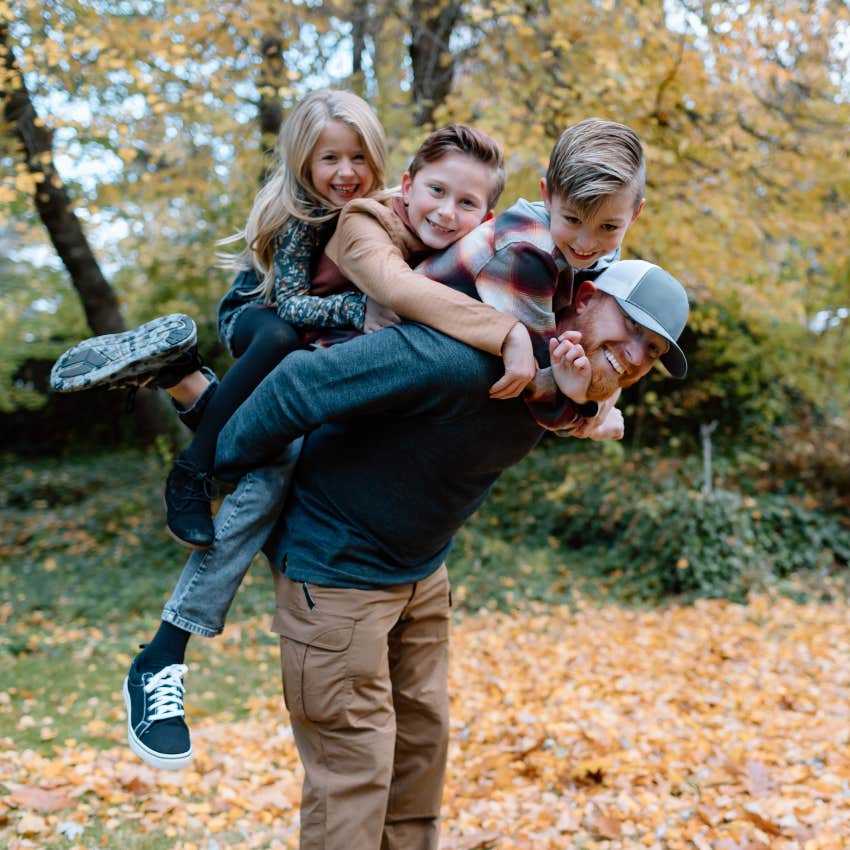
[161,434,302,637]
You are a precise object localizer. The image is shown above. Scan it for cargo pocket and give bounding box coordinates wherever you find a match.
[276,588,356,725]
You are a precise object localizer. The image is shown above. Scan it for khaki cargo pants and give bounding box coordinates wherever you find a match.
[273,565,451,850]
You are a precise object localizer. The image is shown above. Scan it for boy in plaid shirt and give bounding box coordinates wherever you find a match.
[416,117,647,435]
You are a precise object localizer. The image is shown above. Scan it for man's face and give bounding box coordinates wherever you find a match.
[541,182,644,270]
[572,290,670,401]
[401,152,494,250]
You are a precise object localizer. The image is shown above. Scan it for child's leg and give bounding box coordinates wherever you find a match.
[124,444,301,771]
[165,306,300,548]
[50,314,203,394]
[176,306,300,474]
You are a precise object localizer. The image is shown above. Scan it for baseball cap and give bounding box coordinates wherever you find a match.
[592,260,689,378]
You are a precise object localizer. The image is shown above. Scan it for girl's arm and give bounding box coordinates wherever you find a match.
[272,217,367,329]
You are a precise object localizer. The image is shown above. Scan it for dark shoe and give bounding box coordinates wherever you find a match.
[165,456,216,549]
[50,314,198,392]
[123,658,192,770]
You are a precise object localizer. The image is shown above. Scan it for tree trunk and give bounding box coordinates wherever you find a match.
[350,0,369,98]
[1,22,172,436]
[258,33,285,182]
[409,0,461,126]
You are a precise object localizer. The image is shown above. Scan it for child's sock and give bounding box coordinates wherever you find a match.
[135,621,191,672]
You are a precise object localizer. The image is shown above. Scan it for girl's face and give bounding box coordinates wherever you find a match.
[309,119,376,207]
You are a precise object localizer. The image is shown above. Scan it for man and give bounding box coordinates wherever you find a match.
[213,259,689,850]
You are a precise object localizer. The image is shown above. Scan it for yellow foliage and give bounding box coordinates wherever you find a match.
[3,597,850,846]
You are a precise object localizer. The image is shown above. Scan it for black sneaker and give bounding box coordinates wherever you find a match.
[123,659,192,770]
[50,314,198,393]
[165,456,216,549]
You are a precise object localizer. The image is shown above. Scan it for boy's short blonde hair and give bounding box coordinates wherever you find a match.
[408,124,506,210]
[546,118,645,215]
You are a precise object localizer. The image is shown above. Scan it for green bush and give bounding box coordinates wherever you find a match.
[593,488,850,600]
[466,439,850,605]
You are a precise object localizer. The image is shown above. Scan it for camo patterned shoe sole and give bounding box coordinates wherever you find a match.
[50,314,197,392]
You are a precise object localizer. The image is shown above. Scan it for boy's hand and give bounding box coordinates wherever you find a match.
[364,297,401,333]
[550,331,591,404]
[573,404,624,441]
[490,323,536,399]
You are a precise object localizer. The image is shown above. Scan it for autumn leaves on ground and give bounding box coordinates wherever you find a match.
[3,595,849,850]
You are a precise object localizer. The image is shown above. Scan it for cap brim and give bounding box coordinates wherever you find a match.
[612,296,688,378]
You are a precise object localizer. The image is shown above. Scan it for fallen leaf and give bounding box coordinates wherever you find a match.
[8,786,70,813]
[593,813,623,839]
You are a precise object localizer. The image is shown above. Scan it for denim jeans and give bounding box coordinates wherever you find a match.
[160,439,301,637]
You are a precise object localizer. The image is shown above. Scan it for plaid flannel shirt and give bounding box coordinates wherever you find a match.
[416,198,618,432]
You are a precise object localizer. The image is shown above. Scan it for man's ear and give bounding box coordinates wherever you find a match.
[401,172,413,203]
[573,280,597,314]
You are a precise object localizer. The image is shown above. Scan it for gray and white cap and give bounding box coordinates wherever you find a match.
[592,259,689,378]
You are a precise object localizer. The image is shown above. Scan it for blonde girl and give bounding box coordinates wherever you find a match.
[51,89,387,550]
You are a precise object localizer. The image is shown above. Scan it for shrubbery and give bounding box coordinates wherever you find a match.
[463,438,850,606]
[590,487,850,601]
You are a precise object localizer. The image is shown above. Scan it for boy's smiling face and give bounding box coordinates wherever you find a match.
[541,180,644,269]
[402,152,495,250]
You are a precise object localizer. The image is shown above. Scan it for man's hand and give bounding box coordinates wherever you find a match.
[363,297,401,333]
[572,403,624,441]
[489,322,536,399]
[550,331,591,404]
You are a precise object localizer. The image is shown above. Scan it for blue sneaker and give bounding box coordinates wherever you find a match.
[50,314,198,392]
[123,659,192,770]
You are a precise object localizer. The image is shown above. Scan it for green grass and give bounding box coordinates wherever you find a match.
[0,449,281,756]
[2,442,847,759]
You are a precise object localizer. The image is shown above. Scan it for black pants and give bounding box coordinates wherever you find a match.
[180,305,300,473]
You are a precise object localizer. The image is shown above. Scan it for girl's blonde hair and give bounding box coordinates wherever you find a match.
[220,88,387,301]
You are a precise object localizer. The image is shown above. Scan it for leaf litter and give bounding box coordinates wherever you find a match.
[2,594,849,849]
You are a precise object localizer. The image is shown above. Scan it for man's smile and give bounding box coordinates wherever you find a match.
[603,346,625,375]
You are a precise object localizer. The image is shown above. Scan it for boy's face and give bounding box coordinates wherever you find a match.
[402,152,494,250]
[541,180,644,269]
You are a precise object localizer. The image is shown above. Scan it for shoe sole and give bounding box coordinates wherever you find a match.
[122,676,193,770]
[50,314,197,392]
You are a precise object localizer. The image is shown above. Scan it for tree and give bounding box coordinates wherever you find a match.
[1,19,122,335]
[1,15,175,432]
[409,0,462,125]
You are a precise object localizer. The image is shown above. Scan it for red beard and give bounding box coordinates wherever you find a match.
[573,306,635,402]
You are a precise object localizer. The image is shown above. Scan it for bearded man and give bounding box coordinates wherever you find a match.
[210,258,687,850]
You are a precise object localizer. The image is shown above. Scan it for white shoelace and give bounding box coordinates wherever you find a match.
[144,663,188,721]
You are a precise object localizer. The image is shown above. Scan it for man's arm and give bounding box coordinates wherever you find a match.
[214,323,503,481]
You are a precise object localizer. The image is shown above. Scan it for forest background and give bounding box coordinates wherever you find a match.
[3,0,849,589]
[2,1,850,847]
